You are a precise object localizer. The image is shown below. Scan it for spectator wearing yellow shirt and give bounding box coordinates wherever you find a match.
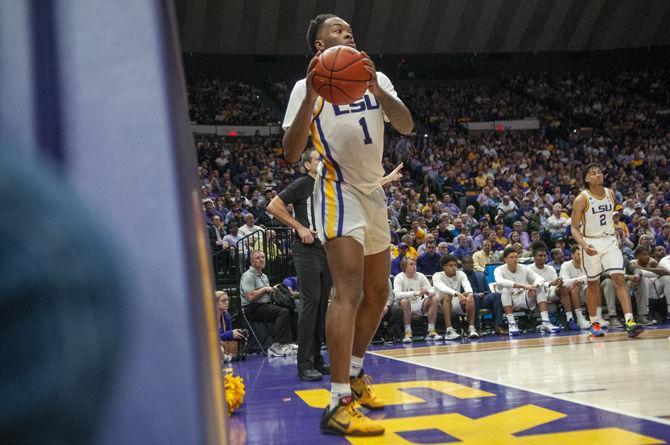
[613,212,629,238]
[472,240,496,272]
[496,226,510,247]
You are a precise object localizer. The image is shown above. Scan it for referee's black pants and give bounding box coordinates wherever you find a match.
[293,241,331,372]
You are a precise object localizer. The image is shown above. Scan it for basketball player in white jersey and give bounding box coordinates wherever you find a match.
[571,163,644,337]
[282,14,412,436]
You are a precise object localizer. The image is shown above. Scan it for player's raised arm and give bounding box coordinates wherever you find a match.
[571,194,597,256]
[282,54,321,163]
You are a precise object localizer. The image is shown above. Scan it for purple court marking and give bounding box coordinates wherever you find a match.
[228,328,670,444]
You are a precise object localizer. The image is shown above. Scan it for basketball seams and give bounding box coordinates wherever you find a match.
[329,84,357,102]
[312,45,370,104]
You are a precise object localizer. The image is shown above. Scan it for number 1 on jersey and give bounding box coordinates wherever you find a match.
[358,117,372,145]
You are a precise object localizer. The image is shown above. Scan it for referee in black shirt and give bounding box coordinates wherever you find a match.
[267,149,332,381]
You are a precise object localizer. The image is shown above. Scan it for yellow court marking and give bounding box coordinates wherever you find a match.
[296,380,494,409]
[343,404,664,445]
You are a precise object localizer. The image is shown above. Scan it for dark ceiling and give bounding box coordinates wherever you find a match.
[175,0,670,55]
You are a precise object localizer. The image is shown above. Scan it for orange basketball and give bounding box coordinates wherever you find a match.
[311,45,372,105]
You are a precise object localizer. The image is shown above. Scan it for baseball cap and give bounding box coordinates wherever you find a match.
[398,242,408,249]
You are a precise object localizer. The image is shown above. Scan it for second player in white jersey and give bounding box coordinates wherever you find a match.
[579,188,617,238]
[571,163,644,337]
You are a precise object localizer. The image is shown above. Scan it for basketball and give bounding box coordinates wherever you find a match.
[311,45,372,105]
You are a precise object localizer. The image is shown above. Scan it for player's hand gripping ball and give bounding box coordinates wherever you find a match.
[311,45,372,105]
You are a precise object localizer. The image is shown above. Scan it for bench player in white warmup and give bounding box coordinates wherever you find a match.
[570,163,644,337]
[393,257,442,343]
[432,254,480,340]
[527,244,564,333]
[494,246,546,336]
[559,245,592,330]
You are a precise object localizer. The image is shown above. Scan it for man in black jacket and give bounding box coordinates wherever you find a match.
[461,256,507,335]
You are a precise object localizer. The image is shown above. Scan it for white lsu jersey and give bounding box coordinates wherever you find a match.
[579,188,617,238]
[528,263,557,284]
[559,260,587,288]
[283,72,400,195]
[494,264,544,289]
[432,270,473,296]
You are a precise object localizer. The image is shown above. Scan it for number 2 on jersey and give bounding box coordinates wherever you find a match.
[358,117,372,145]
[599,214,606,226]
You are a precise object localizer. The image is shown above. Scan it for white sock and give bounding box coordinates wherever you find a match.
[349,355,364,378]
[330,383,351,410]
[624,312,634,323]
[506,314,516,325]
[428,323,435,332]
[596,306,603,319]
[575,308,584,320]
[469,324,477,331]
[404,324,411,332]
[566,311,574,321]
[541,311,550,323]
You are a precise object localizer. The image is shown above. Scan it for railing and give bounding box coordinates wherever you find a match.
[212,227,296,319]
[233,227,295,286]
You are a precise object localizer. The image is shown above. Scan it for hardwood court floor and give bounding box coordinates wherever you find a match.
[372,327,670,420]
[230,325,670,444]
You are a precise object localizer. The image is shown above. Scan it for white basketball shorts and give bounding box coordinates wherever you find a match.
[581,235,624,281]
[313,176,390,255]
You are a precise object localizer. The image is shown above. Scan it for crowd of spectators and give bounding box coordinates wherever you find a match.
[187,76,278,125]
[504,69,670,131]
[196,67,670,339]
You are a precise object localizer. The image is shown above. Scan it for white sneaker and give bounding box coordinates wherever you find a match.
[283,344,298,356]
[508,323,520,336]
[444,327,461,341]
[540,322,562,334]
[595,317,609,329]
[267,343,286,357]
[577,318,591,330]
[426,329,443,341]
[468,327,480,339]
[402,330,413,343]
